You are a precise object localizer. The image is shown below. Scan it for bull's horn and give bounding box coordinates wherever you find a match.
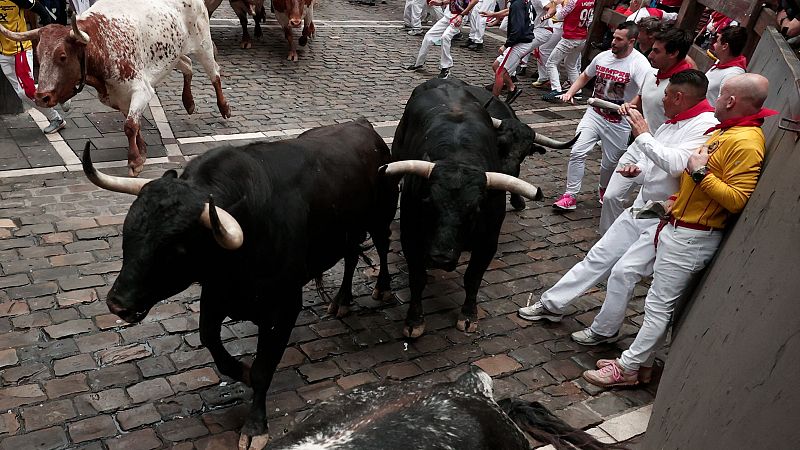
[0,24,40,42]
[533,132,580,149]
[201,194,244,250]
[382,160,435,179]
[82,142,152,195]
[491,117,503,128]
[70,14,90,44]
[485,172,543,201]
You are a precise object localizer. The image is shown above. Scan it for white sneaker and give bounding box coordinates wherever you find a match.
[517,300,563,322]
[43,118,66,134]
[571,328,620,346]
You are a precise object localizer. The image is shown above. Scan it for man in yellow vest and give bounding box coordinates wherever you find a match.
[0,0,66,134]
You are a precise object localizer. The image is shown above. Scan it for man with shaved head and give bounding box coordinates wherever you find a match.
[583,73,777,387]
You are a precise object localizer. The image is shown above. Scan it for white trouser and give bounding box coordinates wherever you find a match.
[405,0,445,29]
[0,50,61,121]
[599,170,642,234]
[495,27,553,74]
[536,27,562,81]
[566,110,630,196]
[546,37,585,91]
[618,223,723,371]
[467,0,496,44]
[415,11,460,69]
[541,211,659,336]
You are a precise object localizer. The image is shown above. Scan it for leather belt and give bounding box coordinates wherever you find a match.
[667,216,723,232]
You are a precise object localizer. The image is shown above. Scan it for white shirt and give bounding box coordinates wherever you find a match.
[639,67,667,132]
[705,65,746,104]
[620,110,719,207]
[585,49,653,123]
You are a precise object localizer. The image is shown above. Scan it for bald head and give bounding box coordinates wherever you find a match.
[714,73,771,122]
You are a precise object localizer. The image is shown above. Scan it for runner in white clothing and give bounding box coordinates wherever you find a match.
[551,22,652,211]
[705,25,748,103]
[518,70,718,363]
[600,27,695,233]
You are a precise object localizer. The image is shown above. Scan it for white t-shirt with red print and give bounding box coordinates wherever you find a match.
[584,50,652,123]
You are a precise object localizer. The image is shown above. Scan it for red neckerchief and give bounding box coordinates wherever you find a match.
[712,55,747,71]
[655,60,693,85]
[704,108,779,135]
[664,99,715,125]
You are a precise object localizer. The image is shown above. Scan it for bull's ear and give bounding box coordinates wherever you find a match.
[162,170,178,179]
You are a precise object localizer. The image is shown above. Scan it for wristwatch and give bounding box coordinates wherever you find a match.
[691,165,709,183]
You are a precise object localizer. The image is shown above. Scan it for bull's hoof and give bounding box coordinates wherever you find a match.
[371,288,394,302]
[403,323,425,339]
[456,315,479,333]
[510,194,526,211]
[299,36,308,46]
[241,40,252,49]
[128,156,146,177]
[238,433,269,450]
[218,101,231,119]
[327,302,350,318]
[183,101,195,115]
[255,28,263,39]
[287,51,299,61]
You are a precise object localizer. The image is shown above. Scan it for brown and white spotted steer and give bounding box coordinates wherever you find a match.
[0,0,231,177]
[273,0,316,61]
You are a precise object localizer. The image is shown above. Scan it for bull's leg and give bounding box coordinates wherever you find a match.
[371,183,400,301]
[457,240,498,333]
[239,294,302,450]
[404,255,428,338]
[299,6,314,46]
[195,42,232,119]
[176,55,195,114]
[123,89,153,177]
[275,13,298,61]
[328,251,358,318]
[254,7,265,39]
[200,306,251,385]
[236,9,252,49]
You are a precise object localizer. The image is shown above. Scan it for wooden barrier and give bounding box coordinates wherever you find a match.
[642,27,800,449]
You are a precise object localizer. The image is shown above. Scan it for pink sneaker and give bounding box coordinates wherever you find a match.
[583,360,638,387]
[553,193,577,210]
[598,186,606,205]
[596,359,652,384]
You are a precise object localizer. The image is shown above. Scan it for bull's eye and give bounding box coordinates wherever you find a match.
[59,53,67,64]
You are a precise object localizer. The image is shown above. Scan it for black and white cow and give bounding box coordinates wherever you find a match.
[82,119,398,450]
[385,78,576,338]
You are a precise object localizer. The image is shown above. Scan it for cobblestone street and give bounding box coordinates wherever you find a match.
[1,1,658,448]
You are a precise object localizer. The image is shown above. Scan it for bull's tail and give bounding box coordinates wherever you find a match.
[498,399,627,450]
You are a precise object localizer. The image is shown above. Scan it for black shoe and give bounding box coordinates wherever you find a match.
[505,87,522,104]
[461,38,474,48]
[453,32,463,41]
[484,83,495,91]
[438,68,450,79]
[517,66,527,77]
[467,42,483,51]
[405,64,423,71]
[510,75,518,83]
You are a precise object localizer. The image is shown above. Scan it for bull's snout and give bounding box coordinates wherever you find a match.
[290,18,302,27]
[428,250,459,271]
[35,91,58,108]
[106,296,146,324]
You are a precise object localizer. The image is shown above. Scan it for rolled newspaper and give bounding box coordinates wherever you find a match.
[587,98,622,112]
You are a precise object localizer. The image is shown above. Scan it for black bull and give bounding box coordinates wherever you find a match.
[386,78,577,338]
[82,119,398,449]
[271,367,620,449]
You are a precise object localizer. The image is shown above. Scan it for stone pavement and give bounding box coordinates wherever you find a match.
[0,1,662,448]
